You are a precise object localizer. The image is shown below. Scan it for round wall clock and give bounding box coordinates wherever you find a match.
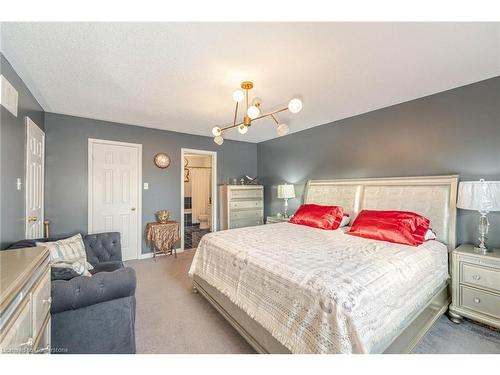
[154,153,171,169]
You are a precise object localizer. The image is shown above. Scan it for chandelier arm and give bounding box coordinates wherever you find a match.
[270,113,280,125]
[217,106,288,134]
[233,102,239,127]
[250,106,288,122]
[220,120,245,132]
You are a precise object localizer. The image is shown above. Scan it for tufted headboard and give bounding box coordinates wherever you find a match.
[303,175,458,249]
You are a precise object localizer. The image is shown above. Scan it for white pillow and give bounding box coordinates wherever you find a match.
[339,215,351,228]
[424,229,437,241]
[37,234,93,276]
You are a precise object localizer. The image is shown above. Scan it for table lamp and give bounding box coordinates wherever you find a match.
[457,179,500,252]
[277,183,295,218]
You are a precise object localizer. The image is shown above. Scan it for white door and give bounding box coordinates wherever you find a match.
[25,117,45,239]
[89,139,141,261]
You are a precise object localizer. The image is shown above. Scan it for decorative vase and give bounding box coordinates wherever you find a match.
[155,210,170,223]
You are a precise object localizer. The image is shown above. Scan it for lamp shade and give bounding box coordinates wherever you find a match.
[277,184,295,199]
[457,180,500,212]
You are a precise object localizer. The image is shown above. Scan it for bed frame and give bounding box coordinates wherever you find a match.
[193,175,459,353]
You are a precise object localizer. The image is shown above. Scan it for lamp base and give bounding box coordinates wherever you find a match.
[474,246,490,254]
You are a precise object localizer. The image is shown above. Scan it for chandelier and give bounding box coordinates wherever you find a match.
[211,81,303,145]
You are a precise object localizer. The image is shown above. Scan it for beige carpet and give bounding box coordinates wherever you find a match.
[126,251,500,354]
[126,251,254,354]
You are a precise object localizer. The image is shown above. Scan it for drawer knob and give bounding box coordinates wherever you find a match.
[43,297,52,305]
[472,275,481,280]
[473,297,481,304]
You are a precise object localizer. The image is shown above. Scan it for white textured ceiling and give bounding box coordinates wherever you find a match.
[1,22,499,143]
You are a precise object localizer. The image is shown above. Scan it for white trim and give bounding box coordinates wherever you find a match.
[24,117,45,238]
[180,148,217,251]
[88,138,143,260]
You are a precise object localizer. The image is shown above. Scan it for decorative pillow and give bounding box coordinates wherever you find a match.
[424,229,437,241]
[347,210,430,246]
[339,215,351,228]
[289,204,346,230]
[37,234,93,276]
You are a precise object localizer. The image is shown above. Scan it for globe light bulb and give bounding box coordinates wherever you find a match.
[288,98,303,114]
[276,123,289,136]
[214,135,224,145]
[232,89,244,103]
[247,105,260,119]
[238,124,248,134]
[212,126,221,136]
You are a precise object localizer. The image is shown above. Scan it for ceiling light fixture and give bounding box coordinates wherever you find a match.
[211,81,302,144]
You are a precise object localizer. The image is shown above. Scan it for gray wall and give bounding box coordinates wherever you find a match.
[258,77,500,248]
[44,113,258,254]
[0,53,45,248]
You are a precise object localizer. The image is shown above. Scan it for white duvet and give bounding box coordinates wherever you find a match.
[188,223,449,353]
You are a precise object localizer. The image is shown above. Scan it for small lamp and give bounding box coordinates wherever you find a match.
[457,179,500,252]
[277,183,295,218]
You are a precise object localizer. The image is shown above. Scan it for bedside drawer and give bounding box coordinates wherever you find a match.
[462,263,500,292]
[31,270,51,337]
[229,200,263,210]
[460,286,500,319]
[230,189,262,199]
[230,218,263,229]
[230,210,262,221]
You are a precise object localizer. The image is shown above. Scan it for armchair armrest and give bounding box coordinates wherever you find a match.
[51,267,136,314]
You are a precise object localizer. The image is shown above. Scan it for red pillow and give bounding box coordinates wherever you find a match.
[289,204,346,230]
[347,210,430,246]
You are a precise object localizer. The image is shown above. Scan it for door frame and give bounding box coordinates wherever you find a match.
[25,117,45,238]
[88,138,142,259]
[180,148,217,251]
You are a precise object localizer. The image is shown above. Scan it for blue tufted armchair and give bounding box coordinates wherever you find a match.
[7,232,136,354]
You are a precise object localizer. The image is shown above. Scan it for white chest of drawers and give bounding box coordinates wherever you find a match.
[449,244,500,329]
[0,247,51,354]
[219,185,264,230]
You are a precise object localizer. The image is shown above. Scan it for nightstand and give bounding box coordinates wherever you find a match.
[449,244,500,329]
[266,216,289,224]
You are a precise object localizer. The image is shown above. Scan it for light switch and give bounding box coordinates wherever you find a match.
[143,182,149,190]
[16,178,22,190]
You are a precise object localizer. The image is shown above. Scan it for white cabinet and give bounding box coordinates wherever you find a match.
[0,301,33,354]
[449,244,500,329]
[220,185,264,230]
[0,247,51,354]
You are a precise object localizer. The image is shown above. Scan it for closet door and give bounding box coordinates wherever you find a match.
[89,139,142,261]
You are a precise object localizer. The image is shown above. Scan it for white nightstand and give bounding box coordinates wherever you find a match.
[449,244,500,329]
[266,216,290,224]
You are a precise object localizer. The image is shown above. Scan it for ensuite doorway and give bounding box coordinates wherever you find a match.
[180,148,217,251]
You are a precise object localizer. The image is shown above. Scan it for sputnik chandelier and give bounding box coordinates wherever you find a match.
[211,81,303,145]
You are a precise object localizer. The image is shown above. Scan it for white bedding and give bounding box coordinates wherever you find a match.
[188,223,449,353]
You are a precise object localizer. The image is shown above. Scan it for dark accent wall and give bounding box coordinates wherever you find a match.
[44,113,258,254]
[0,53,45,248]
[258,77,500,248]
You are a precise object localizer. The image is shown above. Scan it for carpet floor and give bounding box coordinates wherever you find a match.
[126,251,500,354]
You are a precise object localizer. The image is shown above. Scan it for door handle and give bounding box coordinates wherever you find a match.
[131,207,136,211]
[28,216,38,222]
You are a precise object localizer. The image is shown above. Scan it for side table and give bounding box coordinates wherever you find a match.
[145,221,180,259]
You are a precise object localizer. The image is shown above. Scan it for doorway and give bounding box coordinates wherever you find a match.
[88,138,142,261]
[180,148,217,250]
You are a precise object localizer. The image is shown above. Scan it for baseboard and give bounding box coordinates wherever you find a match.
[139,248,183,259]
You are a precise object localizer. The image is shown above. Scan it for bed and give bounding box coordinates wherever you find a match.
[189,175,458,353]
